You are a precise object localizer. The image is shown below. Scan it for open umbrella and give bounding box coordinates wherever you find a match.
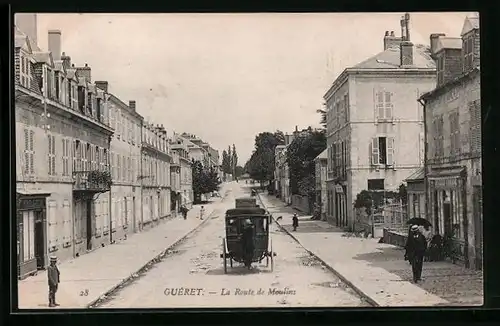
[406,217,432,228]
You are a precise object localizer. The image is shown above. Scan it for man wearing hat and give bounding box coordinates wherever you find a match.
[404,225,428,283]
[47,256,60,307]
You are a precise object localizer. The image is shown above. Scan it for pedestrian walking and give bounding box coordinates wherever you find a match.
[405,225,428,283]
[47,256,60,307]
[292,213,299,231]
[200,206,205,220]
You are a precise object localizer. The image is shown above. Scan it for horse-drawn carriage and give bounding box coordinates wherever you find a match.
[220,197,276,273]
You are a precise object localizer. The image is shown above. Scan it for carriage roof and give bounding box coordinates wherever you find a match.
[225,207,268,218]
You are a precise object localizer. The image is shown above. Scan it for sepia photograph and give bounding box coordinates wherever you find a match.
[14,11,482,309]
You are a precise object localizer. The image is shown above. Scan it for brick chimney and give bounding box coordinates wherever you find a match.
[430,33,446,58]
[48,30,61,61]
[400,41,414,66]
[76,63,91,83]
[61,52,71,69]
[129,100,136,110]
[95,81,108,93]
[383,30,403,50]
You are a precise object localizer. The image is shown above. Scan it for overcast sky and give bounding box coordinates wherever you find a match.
[32,12,474,164]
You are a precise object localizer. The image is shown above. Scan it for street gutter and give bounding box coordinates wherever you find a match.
[256,192,380,307]
[86,203,220,308]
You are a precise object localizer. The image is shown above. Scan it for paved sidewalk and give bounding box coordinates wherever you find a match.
[18,200,223,309]
[259,194,483,307]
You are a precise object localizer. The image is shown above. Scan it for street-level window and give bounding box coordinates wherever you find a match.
[22,211,35,261]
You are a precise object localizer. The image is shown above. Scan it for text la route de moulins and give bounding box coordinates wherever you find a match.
[164,287,297,296]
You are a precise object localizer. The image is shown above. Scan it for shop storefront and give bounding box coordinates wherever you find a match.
[17,191,50,279]
[428,167,468,267]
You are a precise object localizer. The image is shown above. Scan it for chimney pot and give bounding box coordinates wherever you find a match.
[72,64,75,67]
[85,63,88,67]
[62,52,65,56]
[385,31,389,36]
[129,100,136,110]
[390,31,395,36]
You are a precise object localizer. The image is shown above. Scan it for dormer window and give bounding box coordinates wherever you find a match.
[463,34,474,72]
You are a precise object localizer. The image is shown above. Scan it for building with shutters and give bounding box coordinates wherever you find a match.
[15,15,113,278]
[140,123,172,230]
[107,95,144,241]
[419,15,481,270]
[323,13,436,229]
[170,134,194,209]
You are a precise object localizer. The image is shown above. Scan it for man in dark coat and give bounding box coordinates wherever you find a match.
[241,219,255,269]
[47,256,60,307]
[405,225,428,283]
[292,213,299,231]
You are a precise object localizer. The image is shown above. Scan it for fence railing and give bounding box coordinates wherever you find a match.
[354,202,409,234]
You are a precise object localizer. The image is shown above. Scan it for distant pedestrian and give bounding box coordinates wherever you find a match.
[292,213,299,231]
[405,225,428,283]
[200,206,205,220]
[47,256,60,307]
[181,205,188,220]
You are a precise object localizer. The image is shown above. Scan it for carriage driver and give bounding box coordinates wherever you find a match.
[241,219,255,269]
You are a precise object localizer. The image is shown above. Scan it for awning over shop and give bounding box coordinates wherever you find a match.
[16,190,51,197]
[427,167,465,180]
[405,167,424,182]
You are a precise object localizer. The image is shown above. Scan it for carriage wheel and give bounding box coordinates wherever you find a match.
[222,238,227,274]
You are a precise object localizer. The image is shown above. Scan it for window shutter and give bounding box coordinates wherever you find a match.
[24,129,29,174]
[385,92,393,119]
[52,136,56,174]
[417,89,423,122]
[419,132,425,164]
[386,137,395,166]
[374,90,383,121]
[371,137,379,165]
[48,134,52,175]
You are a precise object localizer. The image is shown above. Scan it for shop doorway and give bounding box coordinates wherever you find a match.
[34,211,45,270]
[86,200,92,251]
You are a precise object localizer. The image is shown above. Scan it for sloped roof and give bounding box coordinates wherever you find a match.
[405,167,424,181]
[314,149,328,160]
[353,44,435,69]
[32,51,54,67]
[435,37,462,53]
[461,15,479,36]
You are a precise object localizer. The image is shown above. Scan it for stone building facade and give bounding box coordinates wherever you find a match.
[420,15,482,270]
[140,123,172,230]
[107,95,144,241]
[15,20,113,278]
[324,13,436,230]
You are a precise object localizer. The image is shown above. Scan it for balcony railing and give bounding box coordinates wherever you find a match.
[73,169,112,193]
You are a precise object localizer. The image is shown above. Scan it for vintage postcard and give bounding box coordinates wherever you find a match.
[14,12,482,309]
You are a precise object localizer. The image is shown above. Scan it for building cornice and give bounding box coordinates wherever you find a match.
[15,86,114,136]
[324,67,436,101]
[419,67,480,102]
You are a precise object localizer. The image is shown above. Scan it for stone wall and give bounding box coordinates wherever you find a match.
[291,194,310,214]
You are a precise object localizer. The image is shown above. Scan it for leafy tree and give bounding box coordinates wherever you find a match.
[245,131,285,184]
[234,165,244,178]
[227,146,232,174]
[286,129,326,196]
[221,150,230,178]
[231,144,238,174]
[191,159,220,203]
[316,108,327,129]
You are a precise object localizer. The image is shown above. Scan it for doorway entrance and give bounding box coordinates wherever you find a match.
[34,211,45,270]
[86,199,92,251]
